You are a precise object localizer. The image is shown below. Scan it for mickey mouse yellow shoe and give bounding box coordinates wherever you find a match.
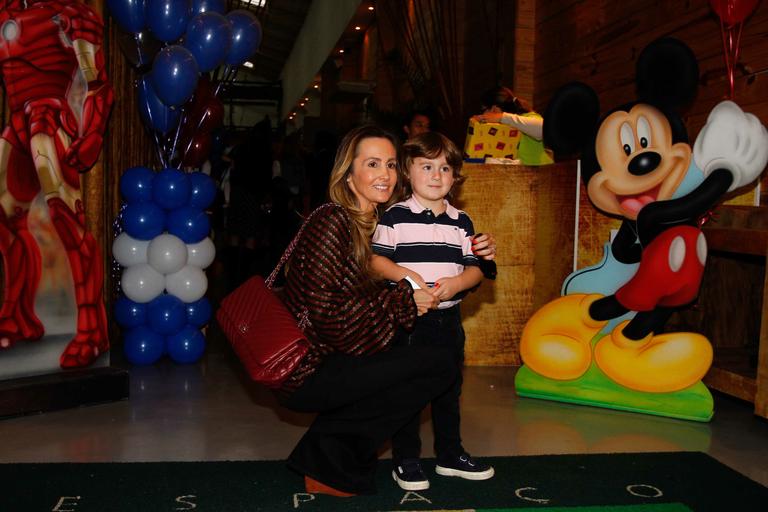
[594,321,713,393]
[520,294,607,380]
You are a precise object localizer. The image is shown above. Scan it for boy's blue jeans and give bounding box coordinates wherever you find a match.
[391,304,465,464]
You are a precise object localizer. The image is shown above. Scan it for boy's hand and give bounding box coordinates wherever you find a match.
[413,289,439,315]
[433,277,462,302]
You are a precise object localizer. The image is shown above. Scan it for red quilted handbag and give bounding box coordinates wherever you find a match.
[216,206,332,388]
[216,275,308,388]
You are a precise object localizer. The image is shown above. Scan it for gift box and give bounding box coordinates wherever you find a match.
[463,119,522,160]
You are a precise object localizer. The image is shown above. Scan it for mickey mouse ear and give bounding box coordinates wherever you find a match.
[636,37,699,109]
[543,82,600,155]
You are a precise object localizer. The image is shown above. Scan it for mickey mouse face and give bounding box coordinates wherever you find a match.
[588,104,691,220]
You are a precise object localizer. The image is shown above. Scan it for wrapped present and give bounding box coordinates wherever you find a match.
[463,119,522,160]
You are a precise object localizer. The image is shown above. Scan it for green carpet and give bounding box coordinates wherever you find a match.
[2,452,765,511]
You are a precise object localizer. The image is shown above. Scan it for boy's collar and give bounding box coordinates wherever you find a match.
[405,196,459,220]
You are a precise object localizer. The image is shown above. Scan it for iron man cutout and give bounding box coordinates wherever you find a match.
[0,0,114,368]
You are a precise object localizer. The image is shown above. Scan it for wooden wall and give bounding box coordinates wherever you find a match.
[534,0,768,141]
[101,13,157,320]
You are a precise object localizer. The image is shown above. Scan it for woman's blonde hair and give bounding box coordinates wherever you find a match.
[328,125,402,276]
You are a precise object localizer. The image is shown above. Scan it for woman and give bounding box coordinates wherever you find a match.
[277,125,497,496]
[472,86,553,165]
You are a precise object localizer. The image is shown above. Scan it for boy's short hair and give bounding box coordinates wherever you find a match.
[399,132,465,194]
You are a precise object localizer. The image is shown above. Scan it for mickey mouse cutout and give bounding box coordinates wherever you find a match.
[520,38,768,395]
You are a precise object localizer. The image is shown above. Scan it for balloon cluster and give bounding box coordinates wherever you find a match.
[108,0,262,166]
[113,166,217,365]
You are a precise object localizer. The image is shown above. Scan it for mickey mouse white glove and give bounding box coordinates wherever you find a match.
[693,100,768,192]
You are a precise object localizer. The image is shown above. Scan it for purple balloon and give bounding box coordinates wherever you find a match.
[191,0,226,15]
[107,0,146,33]
[124,325,165,365]
[151,45,199,107]
[184,12,232,72]
[167,206,210,243]
[137,75,180,134]
[147,294,187,335]
[114,296,147,328]
[225,10,262,66]
[146,0,192,42]
[166,325,206,364]
[188,171,216,209]
[153,168,192,210]
[116,28,162,69]
[120,165,156,203]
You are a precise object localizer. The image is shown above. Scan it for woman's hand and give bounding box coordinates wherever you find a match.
[471,112,504,124]
[413,289,439,316]
[472,233,497,260]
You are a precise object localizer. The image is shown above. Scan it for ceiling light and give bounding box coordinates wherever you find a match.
[299,102,305,107]
[355,26,361,30]
[313,84,319,89]
[368,6,374,10]
[243,61,254,68]
[304,97,309,101]
[339,49,344,54]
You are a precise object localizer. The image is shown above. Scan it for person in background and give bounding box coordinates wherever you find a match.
[225,117,273,289]
[371,131,495,491]
[307,130,337,209]
[472,86,553,165]
[403,109,433,141]
[276,125,498,497]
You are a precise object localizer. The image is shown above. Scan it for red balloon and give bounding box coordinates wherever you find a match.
[181,132,212,168]
[709,0,759,25]
[195,97,224,133]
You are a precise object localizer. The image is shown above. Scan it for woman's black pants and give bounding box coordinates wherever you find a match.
[281,345,459,494]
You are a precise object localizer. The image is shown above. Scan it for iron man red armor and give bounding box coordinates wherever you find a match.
[0,0,113,368]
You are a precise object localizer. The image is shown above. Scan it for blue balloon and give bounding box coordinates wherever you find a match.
[188,172,216,209]
[107,0,147,33]
[191,0,225,15]
[225,10,262,66]
[146,0,191,42]
[120,166,156,203]
[153,168,192,210]
[167,206,210,243]
[184,12,232,72]
[185,297,212,327]
[147,294,187,335]
[124,325,165,365]
[151,45,199,107]
[114,296,147,328]
[137,76,180,134]
[166,325,206,364]
[123,202,167,240]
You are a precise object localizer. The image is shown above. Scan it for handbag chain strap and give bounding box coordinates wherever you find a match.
[265,203,338,330]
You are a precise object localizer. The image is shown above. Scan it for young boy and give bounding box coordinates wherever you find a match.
[371,131,494,491]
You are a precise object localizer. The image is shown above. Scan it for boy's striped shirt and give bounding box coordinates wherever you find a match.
[372,196,479,309]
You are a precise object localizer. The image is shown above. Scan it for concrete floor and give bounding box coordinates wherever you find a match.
[1,337,767,490]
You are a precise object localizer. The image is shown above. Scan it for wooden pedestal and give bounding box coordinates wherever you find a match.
[0,366,130,419]
[454,163,576,366]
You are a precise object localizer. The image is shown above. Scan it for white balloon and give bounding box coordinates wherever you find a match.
[148,233,188,274]
[121,264,165,303]
[165,265,208,302]
[186,237,215,269]
[112,232,149,267]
